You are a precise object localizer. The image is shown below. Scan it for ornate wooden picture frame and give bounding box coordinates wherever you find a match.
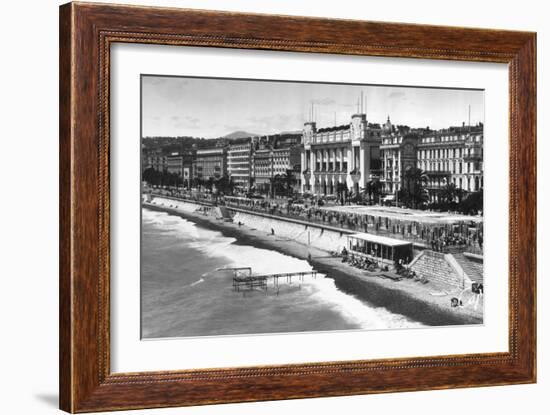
[59,2,536,412]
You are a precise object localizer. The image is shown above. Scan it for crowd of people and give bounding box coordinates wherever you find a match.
[338,247,390,273]
[146,187,483,255]
[336,247,431,284]
[430,232,483,253]
[221,195,483,255]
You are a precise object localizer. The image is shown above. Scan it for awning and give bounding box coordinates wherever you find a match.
[347,232,412,247]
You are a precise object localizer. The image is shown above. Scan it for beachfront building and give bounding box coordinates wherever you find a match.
[417,123,484,202]
[143,148,168,172]
[227,138,256,192]
[273,146,302,193]
[271,132,302,148]
[379,118,422,196]
[183,162,195,189]
[249,139,302,195]
[347,233,414,266]
[301,113,382,196]
[252,148,273,193]
[165,152,183,175]
[378,119,484,202]
[195,147,227,181]
[165,150,196,183]
[272,146,301,175]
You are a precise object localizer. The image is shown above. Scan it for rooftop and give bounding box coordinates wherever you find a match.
[316,124,350,133]
[196,147,225,154]
[348,232,412,247]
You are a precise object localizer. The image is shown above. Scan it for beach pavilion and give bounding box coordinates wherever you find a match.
[347,232,413,265]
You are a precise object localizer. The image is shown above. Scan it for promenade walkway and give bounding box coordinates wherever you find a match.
[148,191,483,256]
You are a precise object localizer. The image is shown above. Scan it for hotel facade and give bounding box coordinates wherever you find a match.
[417,123,484,201]
[195,147,227,181]
[300,113,382,196]
[380,122,484,202]
[227,139,255,191]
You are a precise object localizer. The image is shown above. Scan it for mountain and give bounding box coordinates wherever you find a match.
[223,130,259,139]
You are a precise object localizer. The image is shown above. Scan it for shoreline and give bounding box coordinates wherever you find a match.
[144,202,483,326]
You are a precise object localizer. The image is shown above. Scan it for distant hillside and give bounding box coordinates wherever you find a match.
[142,136,215,150]
[223,131,258,139]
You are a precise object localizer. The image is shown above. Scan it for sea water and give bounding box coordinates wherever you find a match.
[141,208,423,338]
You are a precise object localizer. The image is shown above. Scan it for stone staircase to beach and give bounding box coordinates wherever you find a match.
[217,206,233,220]
[452,253,484,284]
[410,250,464,289]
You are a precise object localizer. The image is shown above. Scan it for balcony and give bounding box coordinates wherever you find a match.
[424,170,451,177]
[463,147,482,161]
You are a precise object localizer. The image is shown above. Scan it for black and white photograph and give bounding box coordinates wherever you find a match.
[3,0,545,414]
[140,75,485,338]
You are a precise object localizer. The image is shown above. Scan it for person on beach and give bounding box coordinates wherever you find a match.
[341,247,348,258]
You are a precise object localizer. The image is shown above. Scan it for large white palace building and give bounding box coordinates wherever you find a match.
[300,113,382,196]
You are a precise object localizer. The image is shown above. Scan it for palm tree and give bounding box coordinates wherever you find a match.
[401,167,428,209]
[214,173,235,195]
[283,169,297,196]
[459,189,483,215]
[366,179,383,204]
[270,174,287,198]
[440,183,459,204]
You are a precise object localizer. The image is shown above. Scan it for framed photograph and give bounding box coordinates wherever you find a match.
[59,2,536,412]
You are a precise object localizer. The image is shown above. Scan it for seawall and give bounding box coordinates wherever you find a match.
[231,210,351,253]
[148,195,352,253]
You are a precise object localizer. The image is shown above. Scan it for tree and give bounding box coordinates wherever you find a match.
[214,174,235,195]
[142,167,184,187]
[192,177,204,189]
[439,183,466,206]
[336,182,348,205]
[142,167,161,186]
[270,174,287,198]
[440,183,457,204]
[206,177,215,191]
[283,169,297,196]
[458,190,483,215]
[366,179,383,204]
[401,168,428,209]
[247,177,256,196]
[142,167,155,185]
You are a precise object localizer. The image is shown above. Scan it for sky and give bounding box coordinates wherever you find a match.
[141,75,484,139]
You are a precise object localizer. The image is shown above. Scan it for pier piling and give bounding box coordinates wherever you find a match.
[231,270,318,293]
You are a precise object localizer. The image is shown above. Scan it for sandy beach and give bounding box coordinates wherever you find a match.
[144,201,483,326]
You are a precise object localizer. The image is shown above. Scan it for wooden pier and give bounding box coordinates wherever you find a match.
[230,270,319,294]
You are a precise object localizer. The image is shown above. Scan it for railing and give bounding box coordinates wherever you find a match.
[147,191,484,256]
[225,200,482,253]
